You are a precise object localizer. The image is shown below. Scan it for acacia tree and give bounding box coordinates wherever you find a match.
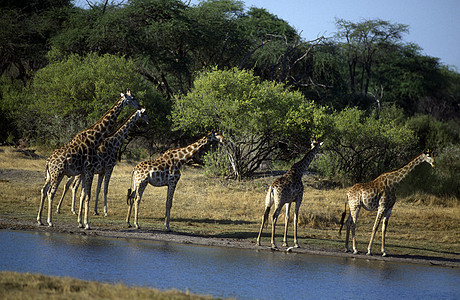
[335,18,408,96]
[171,67,329,179]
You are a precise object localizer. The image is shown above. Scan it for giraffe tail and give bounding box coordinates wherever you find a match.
[126,188,133,205]
[338,198,347,236]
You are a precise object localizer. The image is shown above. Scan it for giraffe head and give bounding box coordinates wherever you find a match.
[137,108,150,124]
[121,89,142,110]
[422,149,435,167]
[310,138,323,149]
[207,129,226,144]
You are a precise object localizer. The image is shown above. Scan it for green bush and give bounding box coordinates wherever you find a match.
[171,67,330,179]
[405,114,460,150]
[9,51,166,147]
[316,105,417,184]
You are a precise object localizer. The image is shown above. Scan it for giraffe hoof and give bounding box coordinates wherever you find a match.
[282,243,288,247]
[48,223,54,227]
[294,244,300,248]
[353,250,359,255]
[126,223,132,228]
[78,223,84,229]
[93,211,99,216]
[366,252,372,256]
[85,225,91,230]
[382,252,387,257]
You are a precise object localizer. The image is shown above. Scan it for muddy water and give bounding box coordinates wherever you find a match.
[0,230,458,299]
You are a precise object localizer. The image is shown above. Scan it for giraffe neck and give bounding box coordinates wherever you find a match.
[291,144,321,176]
[89,95,126,138]
[386,152,426,186]
[169,136,209,168]
[104,110,141,151]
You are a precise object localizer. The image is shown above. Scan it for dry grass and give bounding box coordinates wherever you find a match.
[0,271,215,300]
[0,146,459,259]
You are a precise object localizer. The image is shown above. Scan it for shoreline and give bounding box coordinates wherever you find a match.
[1,217,459,269]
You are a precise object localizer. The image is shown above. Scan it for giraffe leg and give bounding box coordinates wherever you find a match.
[381,209,392,257]
[293,199,302,248]
[56,176,73,214]
[283,203,291,247]
[77,184,85,228]
[350,207,360,254]
[102,170,113,217]
[82,174,94,230]
[77,174,92,229]
[46,184,59,227]
[126,191,135,228]
[256,206,270,246]
[37,181,50,226]
[133,182,147,229]
[46,188,55,227]
[344,215,352,252]
[367,211,383,256]
[93,174,103,215]
[46,175,63,227]
[164,182,177,232]
[71,176,81,215]
[270,206,282,249]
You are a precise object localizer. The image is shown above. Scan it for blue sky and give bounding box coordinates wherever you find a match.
[221,0,460,70]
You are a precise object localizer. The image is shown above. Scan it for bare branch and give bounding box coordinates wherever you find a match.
[239,40,271,70]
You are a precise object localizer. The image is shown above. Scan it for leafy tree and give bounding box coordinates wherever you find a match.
[0,0,72,82]
[375,43,459,119]
[237,7,323,88]
[171,67,329,179]
[16,52,167,147]
[405,114,460,150]
[335,18,408,96]
[316,105,417,184]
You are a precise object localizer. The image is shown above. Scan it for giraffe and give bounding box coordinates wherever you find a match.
[37,90,141,229]
[56,108,149,217]
[257,140,323,249]
[126,130,225,231]
[339,149,435,257]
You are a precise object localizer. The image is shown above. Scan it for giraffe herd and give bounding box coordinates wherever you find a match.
[37,89,436,257]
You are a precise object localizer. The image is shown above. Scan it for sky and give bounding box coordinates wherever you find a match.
[220,0,460,70]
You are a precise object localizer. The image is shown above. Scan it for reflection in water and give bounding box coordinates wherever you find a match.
[0,230,458,300]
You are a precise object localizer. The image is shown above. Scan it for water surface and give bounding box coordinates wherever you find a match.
[0,230,458,299]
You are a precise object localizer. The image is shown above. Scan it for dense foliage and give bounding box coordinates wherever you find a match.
[0,0,459,194]
[171,67,330,178]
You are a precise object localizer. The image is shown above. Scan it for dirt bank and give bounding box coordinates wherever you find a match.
[1,216,458,269]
